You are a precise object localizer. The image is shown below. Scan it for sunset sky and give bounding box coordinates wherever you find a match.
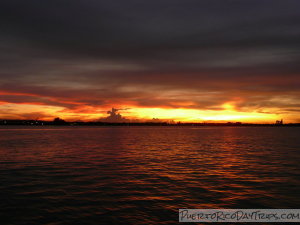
[0,0,300,123]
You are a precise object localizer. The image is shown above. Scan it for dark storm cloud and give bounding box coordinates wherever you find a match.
[1,0,300,60]
[0,0,300,119]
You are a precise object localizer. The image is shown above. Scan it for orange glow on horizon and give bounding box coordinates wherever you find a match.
[0,92,297,124]
[0,102,284,123]
[128,107,279,123]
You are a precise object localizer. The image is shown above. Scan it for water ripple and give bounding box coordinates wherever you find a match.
[0,126,300,224]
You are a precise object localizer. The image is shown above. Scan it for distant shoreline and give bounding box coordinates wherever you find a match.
[1,120,299,127]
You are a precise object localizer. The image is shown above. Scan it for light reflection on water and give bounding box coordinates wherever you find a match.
[0,126,299,224]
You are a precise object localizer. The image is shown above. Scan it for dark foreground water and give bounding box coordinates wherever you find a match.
[0,126,299,225]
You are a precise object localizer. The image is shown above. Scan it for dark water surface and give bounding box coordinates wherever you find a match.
[0,126,299,224]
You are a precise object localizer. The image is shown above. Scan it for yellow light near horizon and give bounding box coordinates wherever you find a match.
[129,107,279,123]
[222,102,235,110]
[127,107,202,121]
[0,102,282,123]
[201,112,278,122]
